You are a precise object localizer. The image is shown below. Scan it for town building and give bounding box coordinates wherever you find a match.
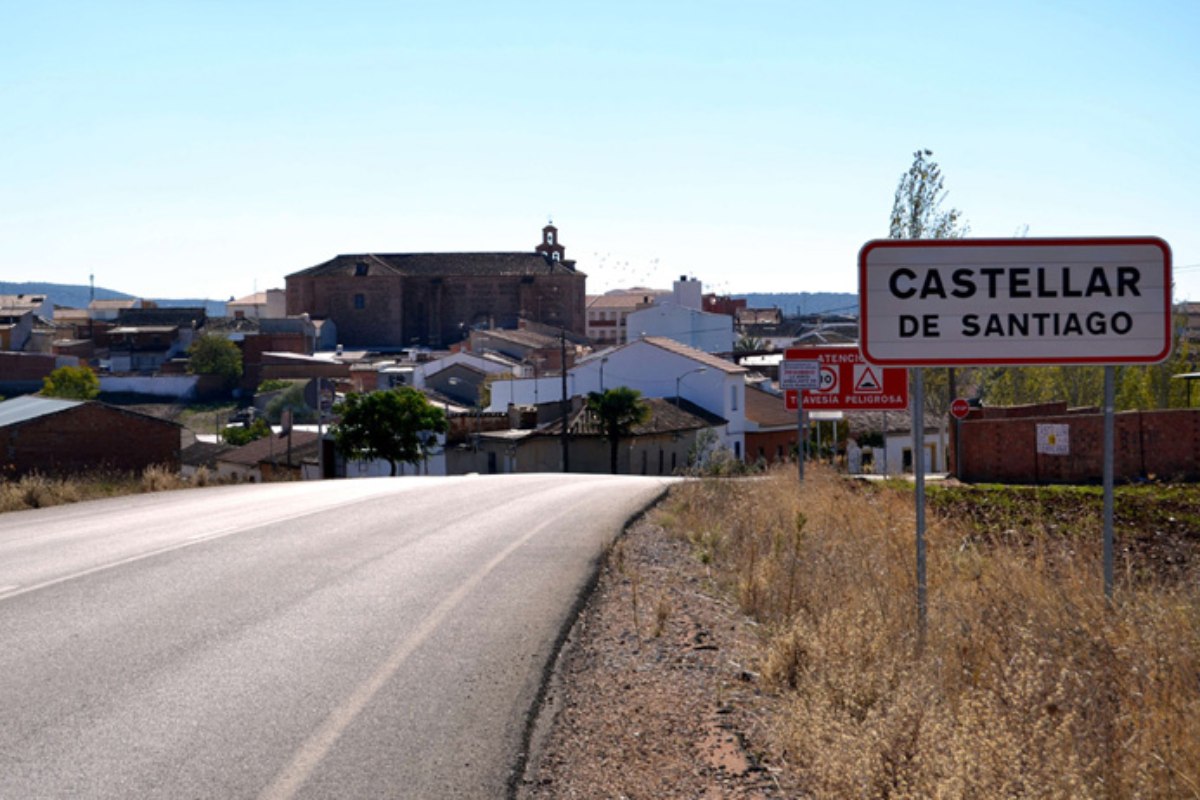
[585,290,667,345]
[285,224,586,350]
[228,289,287,320]
[0,396,181,478]
[625,303,735,353]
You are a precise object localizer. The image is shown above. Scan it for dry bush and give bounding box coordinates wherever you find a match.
[141,464,185,492]
[190,466,212,487]
[0,473,83,512]
[655,466,1200,799]
[1,465,202,513]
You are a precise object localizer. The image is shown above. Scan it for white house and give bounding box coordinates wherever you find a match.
[228,289,287,320]
[487,336,749,460]
[625,303,735,354]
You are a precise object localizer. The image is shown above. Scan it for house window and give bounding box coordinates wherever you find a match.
[354,294,365,310]
[355,261,369,276]
[730,385,738,411]
[734,441,741,460]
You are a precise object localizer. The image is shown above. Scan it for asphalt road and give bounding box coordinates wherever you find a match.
[0,473,673,799]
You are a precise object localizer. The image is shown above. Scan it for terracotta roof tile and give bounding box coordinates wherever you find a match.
[218,431,320,467]
[641,337,746,374]
[744,385,795,428]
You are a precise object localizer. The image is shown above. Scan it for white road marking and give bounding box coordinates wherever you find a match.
[256,514,559,800]
[0,497,390,604]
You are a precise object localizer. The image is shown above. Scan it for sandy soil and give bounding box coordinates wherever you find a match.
[518,516,803,799]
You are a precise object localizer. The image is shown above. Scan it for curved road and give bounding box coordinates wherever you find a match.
[0,474,673,798]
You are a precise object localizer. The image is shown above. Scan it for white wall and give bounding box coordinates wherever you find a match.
[488,339,747,456]
[411,351,520,388]
[626,304,734,354]
[881,431,947,475]
[671,277,703,310]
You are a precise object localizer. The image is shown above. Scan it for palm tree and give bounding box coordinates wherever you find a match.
[586,387,651,474]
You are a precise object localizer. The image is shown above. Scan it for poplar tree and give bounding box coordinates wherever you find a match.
[888,149,970,456]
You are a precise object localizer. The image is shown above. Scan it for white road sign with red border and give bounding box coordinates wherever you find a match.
[858,237,1173,366]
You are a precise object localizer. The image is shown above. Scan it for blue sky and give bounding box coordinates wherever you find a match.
[3,0,1198,303]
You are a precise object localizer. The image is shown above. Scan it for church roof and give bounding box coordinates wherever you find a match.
[288,252,582,280]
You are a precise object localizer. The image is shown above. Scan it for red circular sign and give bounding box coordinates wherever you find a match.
[950,398,971,420]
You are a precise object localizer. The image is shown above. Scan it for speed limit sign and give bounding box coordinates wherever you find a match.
[818,365,838,393]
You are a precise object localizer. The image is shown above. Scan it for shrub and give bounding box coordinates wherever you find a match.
[654,466,1200,797]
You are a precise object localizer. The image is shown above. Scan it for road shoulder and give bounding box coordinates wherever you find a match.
[517,515,802,799]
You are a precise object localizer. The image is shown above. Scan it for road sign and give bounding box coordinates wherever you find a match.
[781,358,821,390]
[950,397,971,419]
[783,346,908,411]
[858,237,1173,366]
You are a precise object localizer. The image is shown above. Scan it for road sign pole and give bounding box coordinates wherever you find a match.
[796,395,805,482]
[913,369,927,646]
[1103,366,1115,602]
[954,416,961,479]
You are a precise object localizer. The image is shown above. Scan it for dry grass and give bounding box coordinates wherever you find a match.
[655,466,1200,799]
[0,465,212,513]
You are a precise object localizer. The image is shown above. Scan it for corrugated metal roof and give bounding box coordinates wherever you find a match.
[0,395,84,427]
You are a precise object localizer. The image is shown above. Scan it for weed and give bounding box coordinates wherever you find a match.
[652,594,671,638]
[653,464,1200,797]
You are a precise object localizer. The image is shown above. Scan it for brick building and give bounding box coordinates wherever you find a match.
[285,224,586,350]
[952,402,1200,483]
[0,396,181,478]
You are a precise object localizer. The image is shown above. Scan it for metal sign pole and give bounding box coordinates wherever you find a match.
[796,394,805,482]
[1103,365,1115,601]
[954,416,962,479]
[913,369,927,643]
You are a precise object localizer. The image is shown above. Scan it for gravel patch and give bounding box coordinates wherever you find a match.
[518,516,803,799]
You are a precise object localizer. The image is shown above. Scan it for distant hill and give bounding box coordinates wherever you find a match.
[0,282,226,317]
[735,292,858,317]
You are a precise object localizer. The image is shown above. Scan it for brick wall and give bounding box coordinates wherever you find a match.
[287,273,586,349]
[746,429,797,465]
[953,407,1200,483]
[1,403,181,478]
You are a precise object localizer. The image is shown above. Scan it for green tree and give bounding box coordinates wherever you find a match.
[889,148,971,452]
[223,417,271,446]
[41,365,100,399]
[735,335,765,353]
[332,388,448,476]
[586,387,651,474]
[264,383,317,425]
[1116,366,1153,411]
[889,148,969,241]
[188,334,243,389]
[480,372,515,409]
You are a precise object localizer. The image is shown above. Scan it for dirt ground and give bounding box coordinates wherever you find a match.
[518,516,804,799]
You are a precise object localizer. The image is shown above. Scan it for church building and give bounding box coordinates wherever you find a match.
[285,224,586,350]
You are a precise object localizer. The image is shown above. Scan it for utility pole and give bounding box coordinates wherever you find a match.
[560,327,570,472]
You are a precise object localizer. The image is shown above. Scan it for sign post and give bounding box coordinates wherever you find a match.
[781,358,821,481]
[860,237,1172,627]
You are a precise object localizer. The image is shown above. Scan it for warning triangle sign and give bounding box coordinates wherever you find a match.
[854,365,882,392]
